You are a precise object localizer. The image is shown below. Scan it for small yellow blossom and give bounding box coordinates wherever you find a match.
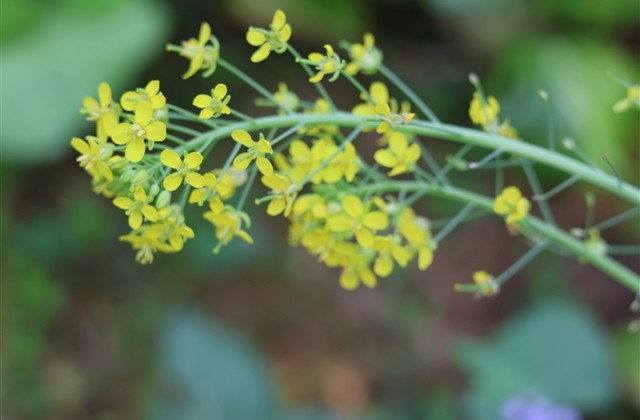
[149,206,195,251]
[307,44,345,83]
[160,149,205,191]
[167,22,220,79]
[469,92,518,139]
[70,136,114,182]
[119,228,172,264]
[231,130,274,176]
[192,83,231,119]
[113,186,159,229]
[271,82,299,113]
[613,85,640,113]
[260,173,298,217]
[80,82,119,141]
[203,205,254,252]
[111,103,166,162]
[344,33,383,76]
[474,271,500,296]
[352,82,414,133]
[493,186,530,225]
[372,235,411,277]
[398,207,433,270]
[327,195,389,248]
[246,9,292,63]
[120,80,166,112]
[189,172,232,206]
[374,132,421,176]
[339,255,377,290]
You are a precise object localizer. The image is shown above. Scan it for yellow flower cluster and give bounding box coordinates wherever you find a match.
[72,80,256,263]
[286,194,434,290]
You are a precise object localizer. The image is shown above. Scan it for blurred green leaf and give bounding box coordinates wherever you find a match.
[457,299,618,420]
[148,310,282,420]
[1,0,171,165]
[491,38,638,180]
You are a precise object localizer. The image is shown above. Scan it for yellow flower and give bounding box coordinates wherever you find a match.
[167,22,220,79]
[113,186,159,229]
[149,206,195,252]
[111,103,166,162]
[473,271,499,296]
[270,82,299,114]
[189,172,232,206]
[120,80,166,112]
[246,9,292,63]
[260,173,298,217]
[469,92,518,139]
[203,205,254,253]
[352,82,414,133]
[160,149,205,191]
[374,131,421,176]
[493,186,530,225]
[339,255,377,290]
[327,195,389,247]
[398,207,433,270]
[119,228,172,265]
[344,33,382,76]
[80,82,119,141]
[70,135,114,181]
[192,83,231,119]
[613,85,640,113]
[372,235,411,277]
[307,44,345,83]
[231,130,273,176]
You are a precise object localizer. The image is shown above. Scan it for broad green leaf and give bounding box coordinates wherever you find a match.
[148,310,282,420]
[457,300,618,420]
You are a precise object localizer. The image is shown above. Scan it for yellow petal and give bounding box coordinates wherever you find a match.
[71,137,91,154]
[251,43,271,63]
[262,173,289,191]
[199,108,214,119]
[184,152,203,168]
[125,138,145,162]
[256,139,273,154]
[246,29,267,46]
[113,197,133,210]
[370,82,389,104]
[267,198,286,216]
[160,149,182,169]
[199,22,211,44]
[363,211,389,230]
[120,91,138,111]
[98,82,112,106]
[272,9,286,30]
[339,269,359,290]
[183,53,203,79]
[141,205,159,222]
[129,211,143,230]
[213,83,227,99]
[256,157,274,176]
[342,195,363,219]
[418,246,433,270]
[145,80,160,95]
[327,215,352,232]
[374,149,396,168]
[233,153,252,170]
[355,227,375,248]
[185,172,205,188]
[231,130,254,148]
[135,102,153,126]
[359,266,377,288]
[163,173,184,191]
[150,93,166,109]
[145,121,166,141]
[279,24,292,43]
[389,133,408,154]
[374,255,393,277]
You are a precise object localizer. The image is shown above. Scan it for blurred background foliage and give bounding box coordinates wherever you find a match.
[1,0,638,418]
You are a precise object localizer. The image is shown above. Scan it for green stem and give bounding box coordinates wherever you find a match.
[379,64,441,124]
[178,112,639,205]
[353,180,639,292]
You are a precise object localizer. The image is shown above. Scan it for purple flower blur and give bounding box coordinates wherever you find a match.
[500,394,582,420]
